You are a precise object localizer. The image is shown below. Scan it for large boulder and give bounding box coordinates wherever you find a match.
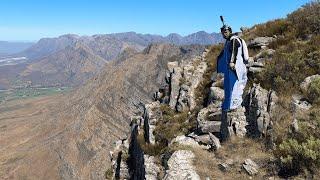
[224,107,247,137]
[254,48,275,60]
[291,94,312,120]
[199,121,221,134]
[187,132,221,150]
[248,36,275,48]
[300,74,320,93]
[246,84,278,137]
[197,104,222,134]
[170,135,209,150]
[242,159,259,175]
[208,86,224,103]
[164,150,201,180]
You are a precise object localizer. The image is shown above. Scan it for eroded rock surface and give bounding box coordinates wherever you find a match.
[164,150,200,180]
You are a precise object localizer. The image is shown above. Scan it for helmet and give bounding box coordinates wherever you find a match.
[220,25,232,33]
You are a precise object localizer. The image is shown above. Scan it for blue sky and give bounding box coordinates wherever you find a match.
[0,0,312,41]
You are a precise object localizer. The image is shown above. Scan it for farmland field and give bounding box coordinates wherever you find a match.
[0,87,72,103]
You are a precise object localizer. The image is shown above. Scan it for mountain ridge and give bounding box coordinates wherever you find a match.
[0,31,222,89]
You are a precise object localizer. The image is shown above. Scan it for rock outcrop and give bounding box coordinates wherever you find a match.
[163,150,201,180]
[291,94,312,120]
[142,101,161,144]
[300,74,320,93]
[248,36,275,49]
[144,155,162,180]
[157,50,209,112]
[108,44,280,179]
[246,84,278,137]
[108,48,209,179]
[242,159,259,175]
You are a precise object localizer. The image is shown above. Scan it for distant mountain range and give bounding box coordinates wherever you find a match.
[19,31,222,60]
[0,31,223,89]
[0,41,34,55]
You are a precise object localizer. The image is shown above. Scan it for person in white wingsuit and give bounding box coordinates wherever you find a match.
[217,17,249,111]
[217,16,249,141]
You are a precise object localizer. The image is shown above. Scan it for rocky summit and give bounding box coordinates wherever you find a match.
[107,2,320,179]
[107,44,279,179]
[1,1,320,180]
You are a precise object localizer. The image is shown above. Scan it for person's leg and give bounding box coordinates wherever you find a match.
[222,71,231,111]
[220,71,232,141]
[220,110,230,142]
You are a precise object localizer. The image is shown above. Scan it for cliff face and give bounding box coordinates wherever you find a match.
[51,44,207,180]
[0,44,206,180]
[107,39,280,179]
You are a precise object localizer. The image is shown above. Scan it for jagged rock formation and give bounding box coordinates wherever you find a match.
[107,42,283,178]
[142,101,161,144]
[108,49,210,179]
[161,51,208,112]
[107,41,282,178]
[246,84,278,137]
[104,27,301,179]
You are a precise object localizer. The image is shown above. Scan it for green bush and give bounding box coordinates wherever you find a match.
[254,35,320,95]
[154,105,190,143]
[105,168,113,179]
[253,19,291,37]
[287,1,320,38]
[247,1,320,40]
[274,105,320,175]
[276,137,320,172]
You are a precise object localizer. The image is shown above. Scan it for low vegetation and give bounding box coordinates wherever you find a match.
[241,1,320,177]
[254,35,320,95]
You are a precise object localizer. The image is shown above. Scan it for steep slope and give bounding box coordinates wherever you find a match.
[21,34,80,59]
[0,44,206,179]
[18,42,107,87]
